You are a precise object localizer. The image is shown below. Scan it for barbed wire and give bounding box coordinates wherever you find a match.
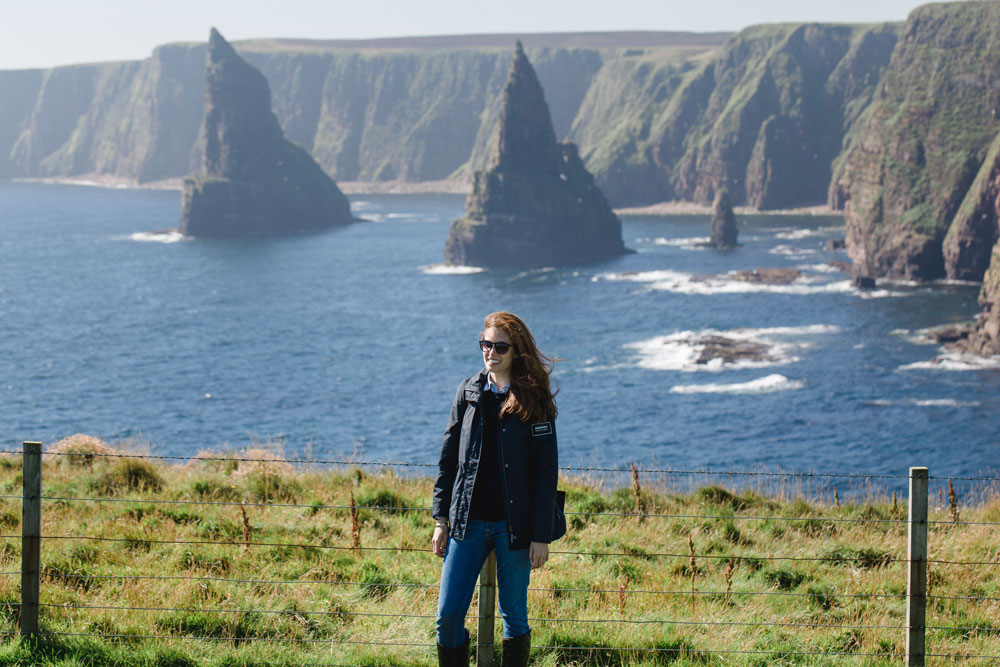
[926,557,1000,566]
[7,492,1000,528]
[32,571,912,601]
[3,494,933,525]
[39,571,438,588]
[7,530,998,567]
[16,449,1000,482]
[928,593,1000,602]
[33,533,914,565]
[6,630,912,658]
[40,602,914,631]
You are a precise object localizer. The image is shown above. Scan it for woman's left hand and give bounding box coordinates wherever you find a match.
[529,541,549,569]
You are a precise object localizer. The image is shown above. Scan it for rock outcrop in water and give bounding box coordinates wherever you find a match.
[443,42,628,267]
[178,29,352,237]
[708,189,737,248]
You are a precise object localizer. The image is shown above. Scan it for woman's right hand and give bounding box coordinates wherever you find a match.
[432,525,448,558]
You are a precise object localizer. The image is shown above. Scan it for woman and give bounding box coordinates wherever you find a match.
[432,311,559,667]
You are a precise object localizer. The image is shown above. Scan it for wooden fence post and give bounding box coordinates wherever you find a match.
[20,441,42,636]
[476,551,497,667]
[906,467,928,667]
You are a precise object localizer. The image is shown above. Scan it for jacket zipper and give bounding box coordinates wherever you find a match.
[497,414,513,546]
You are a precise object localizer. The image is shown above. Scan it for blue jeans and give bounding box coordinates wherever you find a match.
[436,519,532,647]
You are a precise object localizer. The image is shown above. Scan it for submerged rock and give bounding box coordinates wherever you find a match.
[708,190,738,248]
[443,42,629,268]
[696,336,774,365]
[852,275,876,290]
[732,268,801,285]
[178,29,352,237]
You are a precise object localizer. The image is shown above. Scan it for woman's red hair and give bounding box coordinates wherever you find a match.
[483,311,558,423]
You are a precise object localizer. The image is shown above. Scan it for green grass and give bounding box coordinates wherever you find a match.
[0,445,997,666]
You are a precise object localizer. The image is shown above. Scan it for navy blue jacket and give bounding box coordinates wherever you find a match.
[432,369,558,550]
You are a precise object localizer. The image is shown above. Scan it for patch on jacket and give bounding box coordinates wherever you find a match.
[531,422,553,437]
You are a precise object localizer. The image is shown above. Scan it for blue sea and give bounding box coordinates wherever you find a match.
[1,182,998,493]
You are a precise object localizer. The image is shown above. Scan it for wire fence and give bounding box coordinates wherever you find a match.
[1,444,999,665]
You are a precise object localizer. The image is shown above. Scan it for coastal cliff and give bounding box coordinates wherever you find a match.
[838,2,1000,281]
[178,30,352,237]
[443,43,627,267]
[572,22,898,208]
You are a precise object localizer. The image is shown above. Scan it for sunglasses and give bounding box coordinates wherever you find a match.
[479,339,514,355]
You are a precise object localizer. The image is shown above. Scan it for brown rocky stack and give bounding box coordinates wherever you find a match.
[708,189,738,248]
[178,29,352,237]
[443,42,628,267]
[966,243,1000,356]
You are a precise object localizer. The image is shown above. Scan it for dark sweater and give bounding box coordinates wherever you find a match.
[468,388,506,521]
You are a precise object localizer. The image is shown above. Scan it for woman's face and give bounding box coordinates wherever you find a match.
[481,326,517,379]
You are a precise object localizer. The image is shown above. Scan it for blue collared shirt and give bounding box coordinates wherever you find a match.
[483,373,509,396]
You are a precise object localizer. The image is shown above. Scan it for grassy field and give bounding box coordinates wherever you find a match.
[0,438,997,666]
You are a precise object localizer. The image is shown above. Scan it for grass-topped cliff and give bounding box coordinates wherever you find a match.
[0,438,997,665]
[840,1,1000,281]
[0,34,723,192]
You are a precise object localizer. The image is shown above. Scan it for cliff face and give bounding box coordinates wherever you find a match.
[971,242,1000,355]
[573,23,897,208]
[0,27,894,210]
[443,43,627,268]
[942,133,1000,281]
[178,30,352,237]
[839,2,1000,280]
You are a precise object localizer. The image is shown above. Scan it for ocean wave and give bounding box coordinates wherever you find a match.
[670,374,804,394]
[420,264,486,275]
[866,398,982,407]
[650,236,709,249]
[624,324,837,372]
[127,230,186,244]
[899,351,1000,371]
[799,263,846,274]
[595,268,910,298]
[770,244,817,257]
[774,228,822,240]
[594,269,848,296]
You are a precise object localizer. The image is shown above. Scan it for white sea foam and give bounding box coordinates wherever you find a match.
[420,264,485,275]
[128,230,185,244]
[595,268,910,298]
[775,228,821,240]
[652,236,709,249]
[594,269,853,296]
[623,324,838,372]
[670,374,804,394]
[770,244,817,257]
[799,263,844,274]
[899,351,1000,371]
[867,398,981,407]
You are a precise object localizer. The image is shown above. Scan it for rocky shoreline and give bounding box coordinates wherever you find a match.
[13,176,843,217]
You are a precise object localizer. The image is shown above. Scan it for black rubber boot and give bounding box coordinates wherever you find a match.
[501,631,531,667]
[437,631,470,666]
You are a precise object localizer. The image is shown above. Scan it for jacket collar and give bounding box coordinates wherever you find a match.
[463,369,489,401]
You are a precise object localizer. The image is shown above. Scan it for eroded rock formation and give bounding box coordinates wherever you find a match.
[708,189,738,248]
[443,42,628,267]
[178,29,352,237]
[942,134,1000,281]
[839,2,1000,281]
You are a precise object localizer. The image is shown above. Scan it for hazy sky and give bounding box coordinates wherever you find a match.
[2,0,959,70]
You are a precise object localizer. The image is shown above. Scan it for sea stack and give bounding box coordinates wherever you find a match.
[178,29,352,237]
[708,189,738,248]
[443,42,628,267]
